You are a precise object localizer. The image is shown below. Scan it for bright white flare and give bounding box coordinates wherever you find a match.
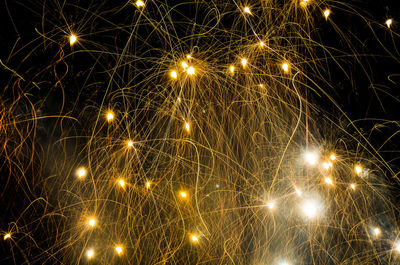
[179,191,188,198]
[135,0,145,8]
[3,233,11,240]
[301,198,322,218]
[170,70,178,79]
[266,202,275,209]
[127,140,134,147]
[395,242,400,252]
[243,7,251,14]
[69,34,77,46]
[350,183,356,190]
[355,165,362,176]
[115,246,123,255]
[118,179,125,188]
[241,58,247,67]
[191,235,199,243]
[373,227,381,237]
[87,249,94,259]
[229,65,235,73]
[106,111,114,122]
[185,122,190,132]
[187,66,195,75]
[304,152,318,166]
[282,63,289,73]
[386,19,392,28]
[325,177,333,185]
[324,9,331,19]
[76,167,87,178]
[146,181,151,189]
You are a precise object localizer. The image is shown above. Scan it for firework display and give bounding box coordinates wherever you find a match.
[1,1,400,264]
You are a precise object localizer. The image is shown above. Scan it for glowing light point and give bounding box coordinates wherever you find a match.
[181,61,188,69]
[191,235,199,243]
[243,7,251,15]
[282,63,289,73]
[355,165,362,176]
[76,167,87,179]
[241,58,247,68]
[127,140,134,148]
[386,19,393,28]
[373,227,381,237]
[135,0,145,8]
[279,261,291,265]
[69,34,77,46]
[300,0,310,8]
[186,54,192,59]
[87,249,94,259]
[106,111,114,122]
[229,65,235,74]
[185,122,190,132]
[394,242,400,252]
[145,181,151,189]
[301,199,322,219]
[115,246,123,255]
[118,179,125,188]
[187,66,195,75]
[324,177,333,186]
[179,191,188,198]
[304,152,318,166]
[259,41,265,47]
[88,218,96,227]
[3,233,11,240]
[330,154,336,161]
[350,183,356,190]
[170,70,178,79]
[295,188,303,196]
[324,9,331,19]
[266,202,275,209]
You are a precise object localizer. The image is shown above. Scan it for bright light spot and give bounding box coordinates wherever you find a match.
[259,41,265,47]
[266,202,275,209]
[295,188,303,196]
[181,61,188,69]
[373,227,381,237]
[300,0,310,7]
[259,84,263,88]
[282,63,289,73]
[355,165,362,176]
[322,162,330,170]
[115,246,123,255]
[187,66,195,75]
[127,140,134,147]
[185,122,190,132]
[241,58,247,67]
[87,249,94,259]
[76,167,87,178]
[386,19,393,28]
[229,65,235,73]
[350,183,356,190]
[394,242,400,252]
[324,177,333,185]
[88,219,96,227]
[135,0,145,8]
[330,154,336,161]
[279,261,290,265]
[191,235,199,243]
[106,111,114,122]
[304,152,318,166]
[301,198,322,219]
[179,191,188,198]
[118,179,125,188]
[323,9,331,19]
[170,70,178,79]
[3,233,11,240]
[69,34,77,46]
[146,181,151,189]
[243,7,251,14]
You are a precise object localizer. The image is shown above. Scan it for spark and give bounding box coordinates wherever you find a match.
[181,61,188,69]
[259,41,265,47]
[373,227,381,237]
[330,154,336,161]
[179,191,188,198]
[170,70,178,79]
[324,9,331,19]
[115,246,123,255]
[106,111,114,122]
[322,162,331,170]
[324,177,333,185]
[301,198,322,219]
[185,122,190,132]
[243,7,251,15]
[304,151,318,166]
[295,188,303,196]
[355,165,362,176]
[135,0,145,8]
[186,54,192,59]
[266,201,275,209]
[229,65,235,74]
[300,0,310,8]
[386,19,393,28]
[145,181,151,189]
[279,261,290,265]
[394,242,400,252]
[88,218,96,227]
[282,62,289,73]
[86,249,94,259]
[3,233,11,240]
[259,84,263,88]
[186,66,195,75]
[69,34,77,46]
[127,140,134,147]
[191,235,199,243]
[118,179,125,188]
[76,167,87,179]
[350,183,356,190]
[241,58,247,67]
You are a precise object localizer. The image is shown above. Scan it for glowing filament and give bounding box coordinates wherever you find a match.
[187,66,195,75]
[243,7,251,14]
[69,34,77,46]
[76,167,87,179]
[106,111,114,122]
[282,63,289,73]
[324,9,331,19]
[185,122,190,132]
[115,246,123,255]
[241,58,247,67]
[295,188,303,196]
[3,233,11,240]
[87,249,94,259]
[170,70,178,79]
[135,0,145,8]
[395,242,400,252]
[386,19,392,28]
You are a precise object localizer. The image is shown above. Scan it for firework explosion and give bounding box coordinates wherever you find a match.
[1,0,400,264]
